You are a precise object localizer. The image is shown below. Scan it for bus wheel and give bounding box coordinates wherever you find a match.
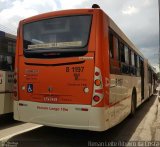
[130,92,136,116]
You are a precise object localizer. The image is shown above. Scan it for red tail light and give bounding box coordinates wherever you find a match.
[93,95,100,102]
[92,67,104,106]
[95,71,100,76]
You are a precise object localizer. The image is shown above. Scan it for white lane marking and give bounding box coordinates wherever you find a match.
[0,123,42,143]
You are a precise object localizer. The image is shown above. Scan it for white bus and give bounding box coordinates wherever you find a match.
[0,30,16,115]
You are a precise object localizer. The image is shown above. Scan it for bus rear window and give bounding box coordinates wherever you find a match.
[23,15,92,50]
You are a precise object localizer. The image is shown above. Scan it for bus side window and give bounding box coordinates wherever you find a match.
[109,32,114,58]
[120,42,125,63]
[134,54,138,76]
[114,37,119,60]
[130,51,136,75]
[120,45,130,74]
[124,46,129,64]
[131,51,135,66]
[128,49,131,65]
[109,31,115,74]
[119,42,128,74]
[137,56,140,76]
[0,38,15,71]
[113,36,120,74]
[109,31,120,74]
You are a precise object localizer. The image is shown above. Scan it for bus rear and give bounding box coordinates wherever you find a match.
[14,9,109,131]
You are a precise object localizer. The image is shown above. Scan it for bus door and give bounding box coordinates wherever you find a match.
[140,59,144,100]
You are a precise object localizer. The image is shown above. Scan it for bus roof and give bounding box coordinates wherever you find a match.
[21,9,95,24]
[5,32,16,40]
[0,30,16,39]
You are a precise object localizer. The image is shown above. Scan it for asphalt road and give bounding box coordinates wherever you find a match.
[0,113,22,130]
[3,94,158,147]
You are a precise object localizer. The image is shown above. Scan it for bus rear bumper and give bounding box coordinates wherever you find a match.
[14,100,108,131]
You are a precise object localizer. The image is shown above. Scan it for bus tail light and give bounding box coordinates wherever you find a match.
[95,71,100,76]
[92,67,104,106]
[93,95,100,102]
[95,79,101,86]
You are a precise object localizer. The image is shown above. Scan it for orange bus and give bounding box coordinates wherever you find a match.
[0,30,16,115]
[13,5,156,131]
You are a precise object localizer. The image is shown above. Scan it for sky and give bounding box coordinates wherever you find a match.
[0,0,159,71]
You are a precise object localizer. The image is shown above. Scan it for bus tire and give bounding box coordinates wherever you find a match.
[130,91,136,116]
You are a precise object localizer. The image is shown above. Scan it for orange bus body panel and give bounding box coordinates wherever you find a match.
[18,53,95,104]
[16,9,99,105]
[94,11,110,107]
